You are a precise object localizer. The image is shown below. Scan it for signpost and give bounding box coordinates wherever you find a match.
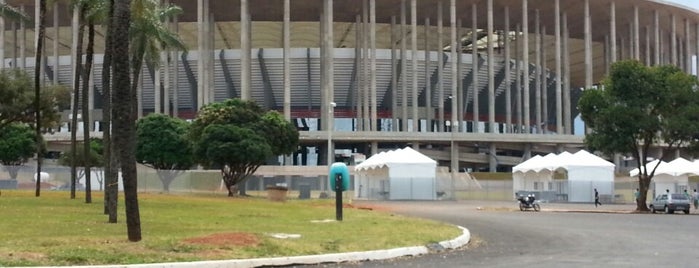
[329,162,350,221]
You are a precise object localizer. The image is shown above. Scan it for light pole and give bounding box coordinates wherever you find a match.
[327,102,336,166]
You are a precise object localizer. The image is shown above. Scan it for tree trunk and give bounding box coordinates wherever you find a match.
[637,175,652,211]
[103,0,118,223]
[5,166,20,180]
[113,0,140,242]
[82,20,95,204]
[156,170,179,193]
[34,0,47,197]
[71,7,85,200]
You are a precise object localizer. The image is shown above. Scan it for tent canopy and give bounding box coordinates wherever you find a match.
[629,157,699,177]
[513,150,615,174]
[355,147,437,171]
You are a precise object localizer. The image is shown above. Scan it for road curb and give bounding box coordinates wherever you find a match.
[43,226,470,268]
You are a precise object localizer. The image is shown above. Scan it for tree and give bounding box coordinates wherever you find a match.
[130,0,185,115]
[112,0,141,242]
[190,99,299,197]
[0,123,37,180]
[578,60,699,212]
[136,114,193,192]
[34,0,47,197]
[58,139,105,190]
[0,69,69,130]
[102,0,118,223]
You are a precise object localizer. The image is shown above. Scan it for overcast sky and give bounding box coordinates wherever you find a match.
[666,0,699,10]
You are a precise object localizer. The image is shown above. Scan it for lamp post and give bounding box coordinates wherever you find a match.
[327,102,336,166]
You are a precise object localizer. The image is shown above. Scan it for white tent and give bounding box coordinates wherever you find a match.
[629,158,698,197]
[354,147,438,200]
[513,150,615,202]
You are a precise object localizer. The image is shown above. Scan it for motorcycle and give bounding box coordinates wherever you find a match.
[517,194,541,212]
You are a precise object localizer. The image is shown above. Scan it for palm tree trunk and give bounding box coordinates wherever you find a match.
[34,0,47,197]
[103,0,118,223]
[82,19,95,203]
[71,6,85,199]
[113,0,141,242]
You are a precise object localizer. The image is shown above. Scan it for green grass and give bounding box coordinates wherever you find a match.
[0,191,460,266]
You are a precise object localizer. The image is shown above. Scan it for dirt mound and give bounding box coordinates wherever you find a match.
[183,232,260,247]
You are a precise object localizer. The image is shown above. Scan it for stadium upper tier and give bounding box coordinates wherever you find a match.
[2,0,699,135]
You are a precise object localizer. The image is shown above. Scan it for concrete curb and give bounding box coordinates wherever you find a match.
[41,226,470,268]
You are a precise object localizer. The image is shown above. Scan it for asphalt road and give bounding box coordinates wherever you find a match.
[299,201,699,268]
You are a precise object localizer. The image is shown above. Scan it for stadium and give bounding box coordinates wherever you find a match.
[4,0,699,173]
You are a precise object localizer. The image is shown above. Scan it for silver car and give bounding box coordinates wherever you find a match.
[649,193,691,214]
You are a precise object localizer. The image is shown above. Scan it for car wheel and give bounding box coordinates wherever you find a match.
[664,206,671,214]
[519,203,524,211]
[650,205,655,213]
[684,209,690,214]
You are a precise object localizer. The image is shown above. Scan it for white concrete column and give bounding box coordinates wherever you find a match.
[172,16,179,117]
[554,0,562,134]
[52,1,58,83]
[390,16,397,131]
[696,23,699,76]
[437,2,444,132]
[207,10,215,104]
[19,5,26,70]
[424,17,432,132]
[197,0,205,109]
[411,0,418,132]
[362,0,369,131]
[671,14,677,66]
[584,0,592,88]
[487,0,495,133]
[645,26,651,66]
[504,6,512,133]
[522,0,530,133]
[684,19,691,73]
[401,0,408,132]
[541,26,547,134]
[370,0,377,131]
[283,0,291,120]
[654,11,660,66]
[355,14,363,131]
[71,6,78,105]
[563,12,571,135]
[634,5,640,60]
[240,0,251,100]
[471,5,479,133]
[515,24,521,131]
[450,0,457,134]
[323,0,335,165]
[0,0,5,69]
[610,1,616,63]
[534,9,541,134]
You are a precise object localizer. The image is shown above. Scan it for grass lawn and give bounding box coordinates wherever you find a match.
[0,190,460,266]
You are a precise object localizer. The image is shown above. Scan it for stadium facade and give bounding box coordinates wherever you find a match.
[6,0,699,172]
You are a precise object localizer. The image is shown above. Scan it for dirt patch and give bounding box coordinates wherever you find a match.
[183,232,260,247]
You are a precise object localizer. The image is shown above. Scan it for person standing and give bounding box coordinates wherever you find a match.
[634,188,640,206]
[692,189,699,210]
[594,188,602,207]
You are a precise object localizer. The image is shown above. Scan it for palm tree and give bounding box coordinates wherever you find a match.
[130,0,185,116]
[69,3,85,199]
[102,0,118,223]
[34,0,47,197]
[112,0,140,242]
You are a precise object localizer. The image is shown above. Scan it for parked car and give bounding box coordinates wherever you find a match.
[649,193,690,214]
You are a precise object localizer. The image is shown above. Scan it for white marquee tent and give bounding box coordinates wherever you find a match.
[512,150,616,202]
[629,157,699,197]
[354,147,437,200]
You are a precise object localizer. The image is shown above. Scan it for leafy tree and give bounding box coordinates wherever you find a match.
[58,138,105,190]
[190,99,299,197]
[0,69,69,131]
[136,114,193,192]
[578,60,699,211]
[0,123,37,180]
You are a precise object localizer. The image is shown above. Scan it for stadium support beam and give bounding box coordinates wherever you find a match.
[370,0,377,131]
[284,0,291,120]
[563,13,572,135]
[401,0,407,132]
[52,1,59,82]
[424,17,432,132]
[504,6,511,133]
[437,2,444,133]
[487,0,495,134]
[411,0,418,133]
[584,0,592,89]
[471,5,478,133]
[555,0,562,134]
[654,11,660,66]
[634,5,640,60]
[534,9,541,134]
[241,0,251,100]
[522,0,530,133]
[671,14,676,66]
[197,0,205,108]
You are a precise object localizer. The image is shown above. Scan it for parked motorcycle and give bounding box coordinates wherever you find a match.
[517,194,541,212]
